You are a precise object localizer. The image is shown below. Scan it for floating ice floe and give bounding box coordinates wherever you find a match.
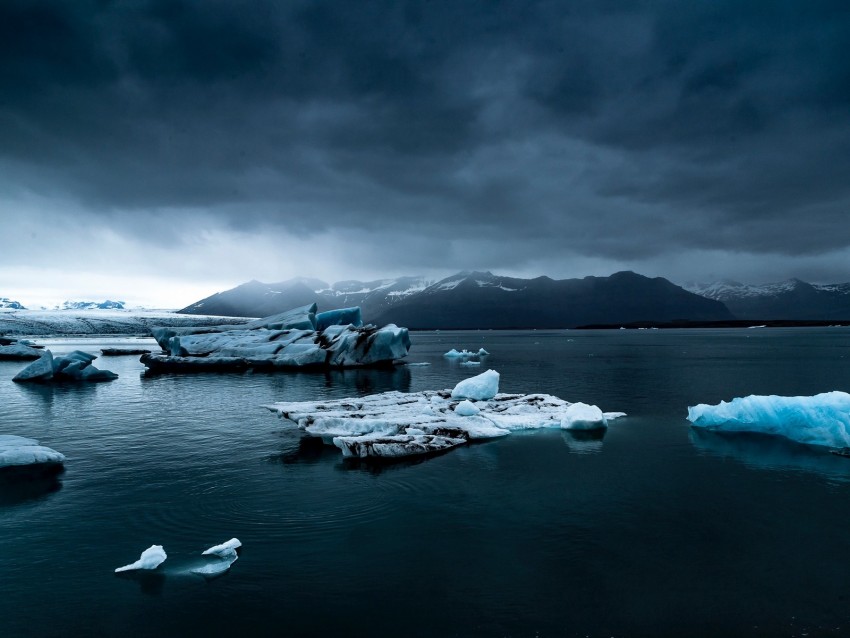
[192,538,242,577]
[687,391,850,448]
[459,361,481,367]
[12,350,118,383]
[0,435,65,471]
[115,545,167,573]
[443,348,489,358]
[141,303,410,373]
[264,369,625,459]
[0,338,44,360]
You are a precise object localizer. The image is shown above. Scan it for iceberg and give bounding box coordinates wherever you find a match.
[687,391,850,448]
[561,403,608,430]
[115,545,167,573]
[444,349,476,358]
[143,304,410,373]
[451,369,500,400]
[264,372,624,459]
[12,350,118,383]
[0,435,65,471]
[0,340,43,360]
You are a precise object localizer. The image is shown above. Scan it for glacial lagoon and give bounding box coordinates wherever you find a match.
[2,328,850,637]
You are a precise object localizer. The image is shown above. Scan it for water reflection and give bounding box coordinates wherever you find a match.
[269,436,338,465]
[0,469,63,506]
[689,427,850,481]
[321,365,411,394]
[114,570,166,597]
[561,428,606,454]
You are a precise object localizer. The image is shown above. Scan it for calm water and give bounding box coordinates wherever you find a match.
[2,328,850,637]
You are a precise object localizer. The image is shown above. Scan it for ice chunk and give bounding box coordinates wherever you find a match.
[561,402,608,430]
[115,545,167,573]
[444,349,475,358]
[478,348,490,356]
[687,391,850,448]
[13,351,54,382]
[264,381,622,460]
[0,343,43,360]
[454,400,480,416]
[202,538,242,557]
[460,361,481,367]
[451,369,500,400]
[144,305,410,373]
[14,350,117,383]
[315,307,362,331]
[0,435,65,470]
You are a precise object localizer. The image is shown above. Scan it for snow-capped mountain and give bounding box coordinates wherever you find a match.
[180,271,732,328]
[685,278,850,319]
[0,297,26,310]
[179,276,434,321]
[59,300,126,310]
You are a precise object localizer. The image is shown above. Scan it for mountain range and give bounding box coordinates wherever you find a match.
[684,279,850,320]
[179,271,733,328]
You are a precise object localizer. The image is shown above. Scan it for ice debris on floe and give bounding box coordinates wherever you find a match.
[12,350,117,383]
[115,545,167,573]
[452,369,500,400]
[142,303,410,372]
[264,370,624,459]
[687,391,850,448]
[454,400,480,416]
[0,435,65,470]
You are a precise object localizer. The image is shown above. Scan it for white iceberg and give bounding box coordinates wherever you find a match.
[143,303,410,372]
[192,538,242,577]
[115,545,167,573]
[265,373,624,459]
[451,369,500,400]
[0,435,66,470]
[478,348,490,356]
[443,349,478,358]
[202,538,242,557]
[561,403,608,430]
[687,391,850,448]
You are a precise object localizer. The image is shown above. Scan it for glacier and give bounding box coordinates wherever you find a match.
[264,370,624,459]
[142,303,410,373]
[0,435,65,471]
[687,391,850,448]
[12,350,118,383]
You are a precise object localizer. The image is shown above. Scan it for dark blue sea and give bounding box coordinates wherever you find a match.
[2,328,850,637]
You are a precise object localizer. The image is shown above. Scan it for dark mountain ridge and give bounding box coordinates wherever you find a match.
[180,270,732,329]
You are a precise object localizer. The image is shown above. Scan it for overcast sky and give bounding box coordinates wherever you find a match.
[2,0,849,308]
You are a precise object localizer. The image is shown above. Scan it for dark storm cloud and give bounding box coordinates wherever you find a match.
[2,0,850,278]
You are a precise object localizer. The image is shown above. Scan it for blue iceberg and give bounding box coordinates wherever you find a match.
[687,391,850,448]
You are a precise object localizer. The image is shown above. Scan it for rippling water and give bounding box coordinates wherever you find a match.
[1,329,850,637]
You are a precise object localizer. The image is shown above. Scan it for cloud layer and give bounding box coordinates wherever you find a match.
[2,0,849,305]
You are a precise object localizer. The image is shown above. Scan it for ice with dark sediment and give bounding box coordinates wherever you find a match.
[142,303,410,372]
[264,369,625,459]
[12,350,118,383]
[687,391,850,448]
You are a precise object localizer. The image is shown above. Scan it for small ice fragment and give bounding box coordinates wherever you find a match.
[459,360,480,366]
[561,402,608,430]
[115,545,167,572]
[202,538,242,557]
[454,400,480,417]
[478,348,489,356]
[451,369,500,400]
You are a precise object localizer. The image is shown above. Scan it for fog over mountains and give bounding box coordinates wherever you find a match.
[180,271,733,328]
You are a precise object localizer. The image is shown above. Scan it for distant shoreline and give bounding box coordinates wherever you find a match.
[575,319,850,330]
